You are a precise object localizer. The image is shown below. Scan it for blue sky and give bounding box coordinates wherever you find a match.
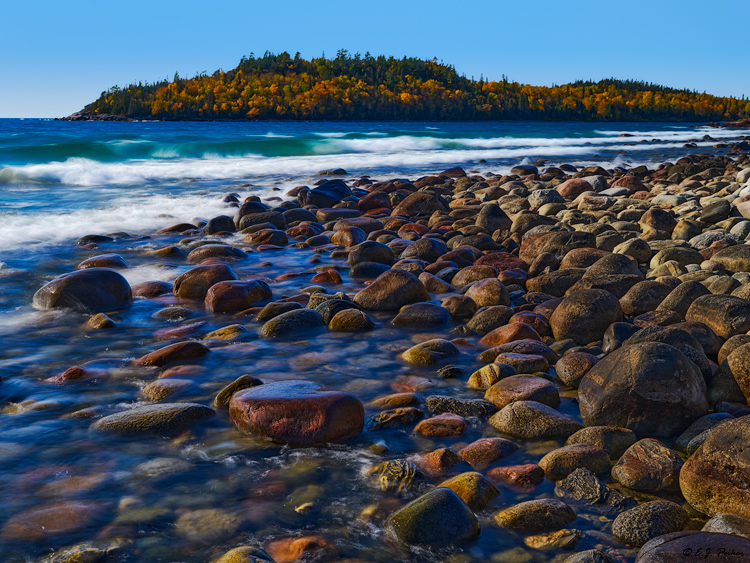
[2,0,747,118]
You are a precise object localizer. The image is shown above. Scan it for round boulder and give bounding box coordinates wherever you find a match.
[229,380,364,446]
[550,289,623,345]
[578,342,708,437]
[680,414,750,518]
[353,269,429,311]
[32,268,132,314]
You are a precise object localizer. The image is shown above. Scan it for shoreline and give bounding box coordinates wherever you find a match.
[1,139,750,561]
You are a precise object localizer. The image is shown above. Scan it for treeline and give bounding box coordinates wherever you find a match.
[83,50,750,122]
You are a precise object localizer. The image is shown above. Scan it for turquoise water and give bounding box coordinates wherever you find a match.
[1,119,745,257]
[0,120,748,562]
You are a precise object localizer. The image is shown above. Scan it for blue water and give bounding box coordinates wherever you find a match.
[1,119,747,258]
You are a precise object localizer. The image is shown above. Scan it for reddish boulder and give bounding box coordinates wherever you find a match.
[229,380,364,446]
[205,280,272,313]
[173,264,238,300]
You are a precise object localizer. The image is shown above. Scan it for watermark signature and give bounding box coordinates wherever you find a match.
[682,547,746,558]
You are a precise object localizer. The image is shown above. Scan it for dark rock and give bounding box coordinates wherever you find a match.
[579,342,708,437]
[33,268,132,314]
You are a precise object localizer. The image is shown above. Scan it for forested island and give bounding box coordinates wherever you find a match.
[76,51,750,122]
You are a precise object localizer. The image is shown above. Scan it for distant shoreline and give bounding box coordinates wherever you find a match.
[57,111,714,126]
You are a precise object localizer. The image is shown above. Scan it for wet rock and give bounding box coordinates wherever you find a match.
[90,403,214,435]
[383,487,480,547]
[488,464,545,489]
[711,244,750,273]
[85,312,116,330]
[492,352,549,373]
[401,339,459,366]
[186,244,247,263]
[173,264,238,300]
[686,294,750,339]
[425,396,496,418]
[314,299,359,324]
[137,341,210,367]
[392,302,451,328]
[131,280,173,298]
[175,508,242,544]
[467,362,517,390]
[140,378,194,401]
[266,536,336,563]
[489,400,583,439]
[256,302,302,322]
[414,447,465,479]
[493,499,576,531]
[367,406,424,430]
[623,325,712,380]
[0,500,109,542]
[680,414,750,518]
[634,531,750,563]
[438,471,500,510]
[563,549,612,563]
[259,309,325,338]
[566,426,638,460]
[213,375,263,408]
[369,459,424,493]
[539,444,611,481]
[414,413,467,437]
[555,352,599,388]
[391,192,447,217]
[77,253,128,270]
[479,322,541,348]
[213,546,275,563]
[465,278,511,307]
[550,289,623,345]
[702,513,750,539]
[205,280,272,313]
[229,380,364,446]
[611,439,683,492]
[38,539,130,563]
[458,437,518,470]
[353,269,429,311]
[675,413,734,452]
[555,468,636,515]
[328,308,374,331]
[484,375,560,409]
[347,240,394,266]
[401,236,448,262]
[656,281,711,319]
[578,342,708,437]
[612,500,689,547]
[33,268,132,314]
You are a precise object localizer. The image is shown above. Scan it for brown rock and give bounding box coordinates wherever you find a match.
[485,375,560,409]
[173,264,238,300]
[612,438,683,492]
[229,380,364,446]
[266,535,336,563]
[353,269,429,311]
[205,280,272,313]
[550,289,623,345]
[413,413,467,437]
[137,341,209,367]
[458,437,518,470]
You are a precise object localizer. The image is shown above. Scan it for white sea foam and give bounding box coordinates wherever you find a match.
[119,264,184,286]
[1,133,736,189]
[0,193,231,252]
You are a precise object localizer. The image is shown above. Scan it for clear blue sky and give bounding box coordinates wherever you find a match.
[2,0,747,118]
